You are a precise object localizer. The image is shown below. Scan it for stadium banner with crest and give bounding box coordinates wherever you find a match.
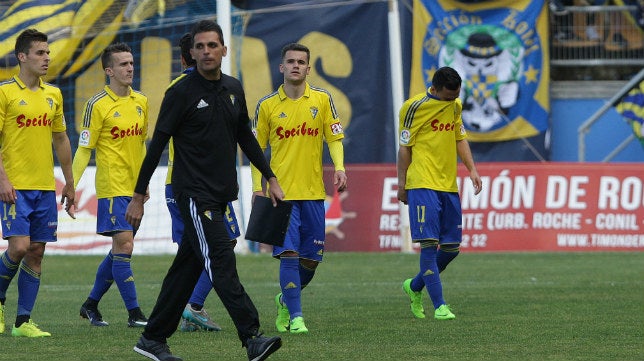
[409,0,550,142]
[0,0,396,164]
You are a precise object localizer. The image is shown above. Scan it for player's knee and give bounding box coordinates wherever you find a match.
[280,250,299,258]
[441,244,460,253]
[300,259,318,270]
[420,240,439,249]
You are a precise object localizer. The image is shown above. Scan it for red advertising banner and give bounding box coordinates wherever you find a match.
[324,163,644,252]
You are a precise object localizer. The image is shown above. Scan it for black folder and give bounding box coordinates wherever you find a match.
[245,196,292,246]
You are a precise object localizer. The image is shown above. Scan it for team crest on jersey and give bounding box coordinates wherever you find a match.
[114,111,121,117]
[137,106,142,117]
[278,112,287,118]
[46,97,53,109]
[229,94,236,105]
[4,221,10,230]
[19,100,27,106]
[400,129,411,145]
[309,107,319,120]
[110,216,117,225]
[79,129,90,146]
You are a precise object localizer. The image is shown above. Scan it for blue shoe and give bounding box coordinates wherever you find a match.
[181,304,221,331]
[80,303,109,326]
[128,307,148,328]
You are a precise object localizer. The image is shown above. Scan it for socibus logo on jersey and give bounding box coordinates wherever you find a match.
[111,122,144,139]
[16,112,52,128]
[431,119,455,132]
[276,121,319,139]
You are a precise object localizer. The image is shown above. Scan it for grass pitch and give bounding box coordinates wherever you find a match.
[1,252,642,361]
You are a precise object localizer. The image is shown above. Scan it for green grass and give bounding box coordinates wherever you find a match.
[1,252,643,361]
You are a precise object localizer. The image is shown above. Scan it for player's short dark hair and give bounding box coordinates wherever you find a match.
[15,29,48,59]
[432,66,462,91]
[101,42,132,69]
[191,20,224,46]
[179,33,196,67]
[281,43,310,63]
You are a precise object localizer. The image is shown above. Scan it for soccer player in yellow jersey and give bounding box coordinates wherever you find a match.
[252,43,348,334]
[397,66,482,321]
[72,43,148,328]
[0,29,76,337]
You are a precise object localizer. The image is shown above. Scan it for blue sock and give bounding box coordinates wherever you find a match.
[280,257,302,319]
[299,263,315,290]
[188,270,212,307]
[112,253,139,310]
[16,262,40,316]
[419,244,445,309]
[0,252,19,299]
[410,272,425,292]
[437,245,459,273]
[89,251,114,302]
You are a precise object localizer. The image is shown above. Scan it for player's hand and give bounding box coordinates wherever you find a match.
[470,169,482,195]
[397,188,408,205]
[266,177,285,207]
[144,187,151,203]
[60,183,77,219]
[125,193,146,230]
[0,176,17,204]
[334,170,347,192]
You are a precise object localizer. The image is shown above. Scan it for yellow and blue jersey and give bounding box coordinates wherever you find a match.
[252,82,344,200]
[399,91,466,192]
[0,75,66,190]
[78,85,148,198]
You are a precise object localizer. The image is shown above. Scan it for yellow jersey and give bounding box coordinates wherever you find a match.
[399,92,466,192]
[253,82,344,200]
[165,73,189,185]
[78,85,148,198]
[0,75,66,190]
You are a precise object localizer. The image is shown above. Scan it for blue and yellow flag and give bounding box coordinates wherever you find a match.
[616,80,644,147]
[0,0,170,81]
[410,0,549,142]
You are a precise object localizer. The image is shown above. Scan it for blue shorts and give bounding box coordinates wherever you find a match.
[165,185,240,244]
[272,200,325,262]
[1,190,57,242]
[97,197,135,236]
[407,189,462,244]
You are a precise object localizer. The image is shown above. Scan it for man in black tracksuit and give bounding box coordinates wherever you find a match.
[126,20,284,361]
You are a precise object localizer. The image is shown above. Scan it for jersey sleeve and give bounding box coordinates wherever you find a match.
[77,98,104,149]
[51,88,66,133]
[322,92,344,142]
[454,99,467,141]
[398,98,416,147]
[252,100,270,149]
[0,88,6,130]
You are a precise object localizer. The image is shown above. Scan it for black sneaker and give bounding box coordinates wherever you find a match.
[80,302,109,327]
[246,333,282,361]
[128,307,148,328]
[133,335,182,361]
